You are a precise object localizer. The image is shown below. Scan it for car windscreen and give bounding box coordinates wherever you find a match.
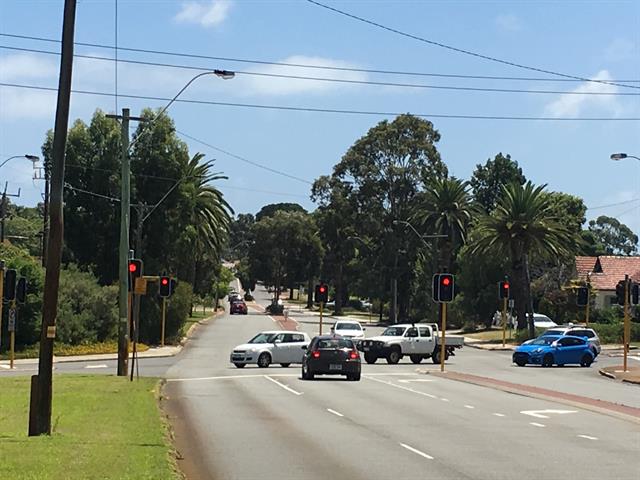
[529,337,558,346]
[317,338,354,349]
[381,327,407,336]
[335,323,361,330]
[248,333,277,344]
[544,329,564,336]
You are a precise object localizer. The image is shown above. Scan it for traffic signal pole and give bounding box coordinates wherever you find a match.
[440,302,447,373]
[0,261,4,349]
[623,275,629,372]
[319,301,324,335]
[502,297,507,348]
[9,300,16,369]
[161,297,167,347]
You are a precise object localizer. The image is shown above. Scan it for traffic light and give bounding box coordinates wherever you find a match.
[576,287,589,307]
[170,278,178,296]
[128,259,143,291]
[499,281,511,300]
[3,269,17,301]
[315,284,329,303]
[159,276,172,297]
[438,273,455,303]
[616,280,630,306]
[632,283,639,306]
[16,277,27,304]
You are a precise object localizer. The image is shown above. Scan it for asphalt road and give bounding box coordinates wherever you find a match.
[163,288,640,480]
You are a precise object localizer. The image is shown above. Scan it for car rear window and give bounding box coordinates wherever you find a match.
[335,323,361,330]
[317,338,354,349]
[544,329,564,336]
[571,329,595,338]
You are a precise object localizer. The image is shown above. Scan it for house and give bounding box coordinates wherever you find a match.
[575,255,640,308]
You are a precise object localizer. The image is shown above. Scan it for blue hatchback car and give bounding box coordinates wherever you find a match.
[512,335,595,368]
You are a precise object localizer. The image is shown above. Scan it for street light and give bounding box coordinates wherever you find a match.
[610,153,640,161]
[0,154,39,169]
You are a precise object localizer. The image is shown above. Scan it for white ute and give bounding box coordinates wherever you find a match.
[230,330,310,368]
[358,323,464,365]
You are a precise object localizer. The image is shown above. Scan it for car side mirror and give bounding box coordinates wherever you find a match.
[274,339,282,345]
[301,345,307,350]
[551,341,559,348]
[362,327,366,331]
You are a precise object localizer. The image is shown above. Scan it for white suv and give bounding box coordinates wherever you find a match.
[542,325,601,356]
[230,330,310,368]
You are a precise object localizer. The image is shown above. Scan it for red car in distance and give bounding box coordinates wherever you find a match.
[230,300,248,315]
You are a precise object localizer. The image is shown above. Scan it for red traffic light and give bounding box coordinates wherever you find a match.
[319,286,326,293]
[441,277,451,286]
[129,263,137,273]
[161,278,169,285]
[504,282,509,289]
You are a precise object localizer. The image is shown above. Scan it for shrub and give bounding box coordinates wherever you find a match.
[591,322,640,344]
[139,280,192,345]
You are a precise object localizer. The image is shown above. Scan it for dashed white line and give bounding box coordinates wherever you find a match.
[529,422,546,428]
[440,398,450,402]
[327,408,344,417]
[464,405,475,409]
[578,435,598,441]
[366,376,437,398]
[400,443,434,460]
[264,375,303,396]
[492,413,506,417]
[84,364,108,369]
[398,378,435,383]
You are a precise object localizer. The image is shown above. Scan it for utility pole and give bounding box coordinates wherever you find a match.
[0,182,22,242]
[29,0,77,437]
[107,109,144,376]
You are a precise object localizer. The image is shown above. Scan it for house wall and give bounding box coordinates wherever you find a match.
[595,290,617,309]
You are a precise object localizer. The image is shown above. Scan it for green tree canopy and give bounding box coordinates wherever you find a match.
[255,203,306,222]
[587,215,638,255]
[470,153,526,213]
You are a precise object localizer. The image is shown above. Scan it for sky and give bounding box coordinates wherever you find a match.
[1,0,639,233]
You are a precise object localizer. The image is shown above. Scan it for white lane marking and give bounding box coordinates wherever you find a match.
[366,376,436,398]
[84,364,108,369]
[521,409,577,419]
[492,413,506,417]
[0,365,9,369]
[327,408,344,417]
[440,398,450,402]
[629,357,640,362]
[264,375,303,396]
[464,405,475,409]
[529,422,546,428]
[167,374,299,382]
[578,435,598,441]
[399,443,434,460]
[364,373,422,376]
[398,379,435,383]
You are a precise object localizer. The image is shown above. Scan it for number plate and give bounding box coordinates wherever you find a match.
[329,364,342,371]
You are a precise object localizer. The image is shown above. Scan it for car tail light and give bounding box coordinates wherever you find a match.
[312,351,320,358]
[349,351,358,359]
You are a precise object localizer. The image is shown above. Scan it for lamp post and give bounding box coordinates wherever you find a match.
[114,69,235,376]
[0,154,39,169]
[610,152,638,372]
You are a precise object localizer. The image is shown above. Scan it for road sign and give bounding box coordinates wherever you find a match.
[508,299,514,308]
[134,277,147,295]
[8,308,16,332]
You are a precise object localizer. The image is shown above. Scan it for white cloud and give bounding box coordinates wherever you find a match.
[603,38,637,62]
[495,13,522,32]
[174,0,232,28]
[544,70,623,117]
[238,55,368,96]
[0,53,58,81]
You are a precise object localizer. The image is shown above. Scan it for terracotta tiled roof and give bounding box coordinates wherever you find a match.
[576,255,640,291]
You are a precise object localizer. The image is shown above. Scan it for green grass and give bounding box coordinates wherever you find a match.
[0,375,179,480]
[0,341,149,361]
[464,329,515,343]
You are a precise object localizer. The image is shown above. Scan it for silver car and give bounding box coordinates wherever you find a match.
[542,326,601,356]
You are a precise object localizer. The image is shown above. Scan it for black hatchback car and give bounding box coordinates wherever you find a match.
[301,335,361,381]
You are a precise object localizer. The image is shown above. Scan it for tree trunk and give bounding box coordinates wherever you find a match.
[306,277,313,309]
[511,246,528,331]
[289,286,294,300]
[334,262,343,315]
[524,253,536,338]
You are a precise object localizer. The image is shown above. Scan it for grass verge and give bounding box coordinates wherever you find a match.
[0,375,180,480]
[0,341,149,361]
[464,329,515,343]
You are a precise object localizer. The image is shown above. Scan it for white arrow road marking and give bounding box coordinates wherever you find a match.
[84,364,108,369]
[529,422,546,428]
[327,408,344,417]
[264,375,303,396]
[578,435,598,440]
[398,379,435,383]
[520,409,577,419]
[400,443,434,460]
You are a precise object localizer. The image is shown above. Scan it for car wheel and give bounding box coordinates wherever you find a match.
[280,363,291,368]
[410,354,423,364]
[580,354,593,368]
[302,363,314,380]
[515,359,526,367]
[257,352,271,368]
[432,350,441,364]
[542,353,554,368]
[234,363,246,368]
[386,346,401,365]
[364,353,377,364]
[347,373,361,381]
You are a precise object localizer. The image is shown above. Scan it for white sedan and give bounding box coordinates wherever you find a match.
[230,330,310,368]
[330,320,366,342]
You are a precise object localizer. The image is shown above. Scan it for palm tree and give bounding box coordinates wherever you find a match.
[413,177,476,272]
[471,181,574,337]
[182,153,233,310]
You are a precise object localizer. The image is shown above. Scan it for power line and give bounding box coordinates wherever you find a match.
[2,31,639,85]
[2,82,639,121]
[305,0,640,91]
[2,45,639,97]
[221,185,309,199]
[588,198,640,210]
[64,183,120,203]
[176,130,314,185]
